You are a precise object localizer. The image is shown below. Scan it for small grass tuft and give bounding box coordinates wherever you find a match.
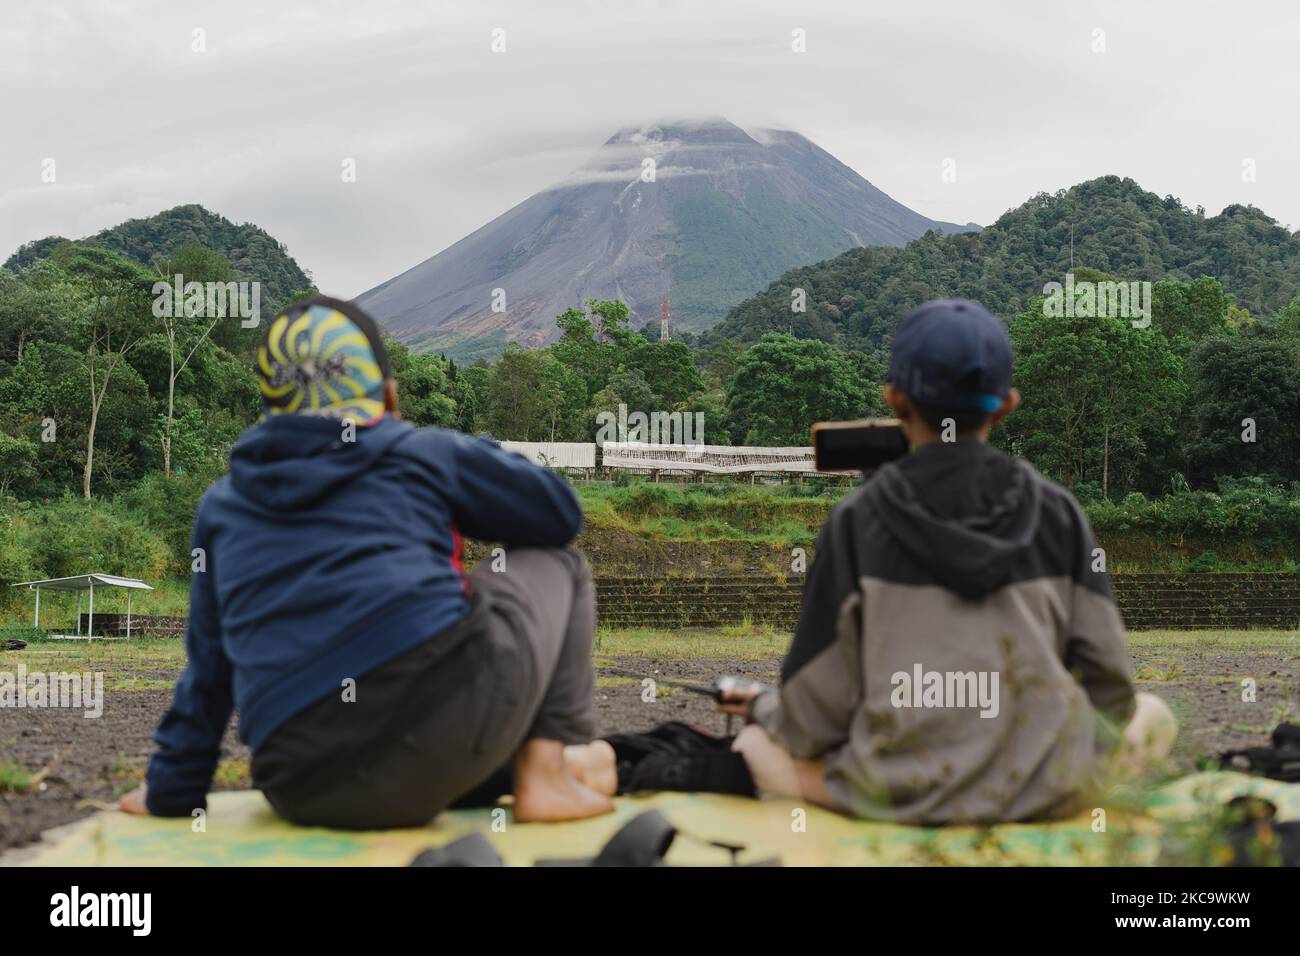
[0,759,32,793]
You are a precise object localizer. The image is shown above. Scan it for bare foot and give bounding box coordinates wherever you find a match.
[564,740,619,797]
[118,784,149,816]
[514,739,614,822]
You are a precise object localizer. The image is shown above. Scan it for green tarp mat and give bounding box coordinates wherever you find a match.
[11,772,1298,867]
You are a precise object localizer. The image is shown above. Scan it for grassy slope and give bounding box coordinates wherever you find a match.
[667,184,855,330]
[574,480,1300,570]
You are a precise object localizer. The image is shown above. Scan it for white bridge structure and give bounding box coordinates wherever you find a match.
[499,440,844,479]
[600,441,824,475]
[500,441,598,470]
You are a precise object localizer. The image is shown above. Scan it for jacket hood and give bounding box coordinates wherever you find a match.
[869,441,1042,599]
[229,414,412,511]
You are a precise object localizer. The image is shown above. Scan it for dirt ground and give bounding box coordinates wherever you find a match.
[1,631,1297,855]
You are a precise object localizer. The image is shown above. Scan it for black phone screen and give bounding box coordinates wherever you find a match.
[812,420,908,472]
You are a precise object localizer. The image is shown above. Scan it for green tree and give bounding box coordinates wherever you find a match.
[486,345,550,440]
[698,339,743,390]
[682,388,728,444]
[845,351,890,417]
[387,339,457,427]
[455,364,491,434]
[725,334,868,445]
[551,299,641,401]
[629,340,703,407]
[1276,295,1300,341]
[51,244,155,498]
[1183,327,1300,484]
[538,354,587,441]
[0,431,38,497]
[583,367,656,442]
[0,344,57,498]
[1092,320,1184,498]
[150,242,238,476]
[1151,277,1232,353]
[552,307,605,397]
[1005,300,1182,495]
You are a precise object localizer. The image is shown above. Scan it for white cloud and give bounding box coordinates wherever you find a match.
[1,0,1296,295]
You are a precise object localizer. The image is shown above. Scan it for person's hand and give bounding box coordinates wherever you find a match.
[716,684,764,721]
[118,784,149,815]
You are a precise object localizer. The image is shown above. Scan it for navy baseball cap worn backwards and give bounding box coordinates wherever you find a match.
[887,299,1012,413]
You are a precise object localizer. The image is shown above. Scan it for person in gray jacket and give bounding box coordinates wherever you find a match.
[720,299,1176,825]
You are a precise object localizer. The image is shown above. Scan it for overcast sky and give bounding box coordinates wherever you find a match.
[2,0,1297,297]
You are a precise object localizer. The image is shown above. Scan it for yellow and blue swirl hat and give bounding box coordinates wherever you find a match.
[257,296,392,422]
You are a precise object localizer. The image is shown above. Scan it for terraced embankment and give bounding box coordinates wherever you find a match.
[595,573,1300,630]
[55,573,1300,636]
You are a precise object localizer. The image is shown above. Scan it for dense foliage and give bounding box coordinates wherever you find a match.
[707,176,1300,354]
[4,204,313,318]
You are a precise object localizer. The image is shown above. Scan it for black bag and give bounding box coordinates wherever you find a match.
[602,722,756,797]
[1218,722,1300,782]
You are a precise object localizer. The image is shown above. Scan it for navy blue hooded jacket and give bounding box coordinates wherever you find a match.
[145,414,583,816]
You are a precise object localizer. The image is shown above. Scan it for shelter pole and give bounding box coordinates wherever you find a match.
[88,580,94,639]
[77,592,82,634]
[33,586,40,628]
[126,590,133,639]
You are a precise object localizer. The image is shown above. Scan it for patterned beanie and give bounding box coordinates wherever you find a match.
[257,295,392,423]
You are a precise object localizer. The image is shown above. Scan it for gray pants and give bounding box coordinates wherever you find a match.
[469,546,598,747]
[253,547,598,829]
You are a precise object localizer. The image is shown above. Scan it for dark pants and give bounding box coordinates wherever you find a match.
[251,547,598,829]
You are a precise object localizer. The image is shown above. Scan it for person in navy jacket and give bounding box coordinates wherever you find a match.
[120,296,615,828]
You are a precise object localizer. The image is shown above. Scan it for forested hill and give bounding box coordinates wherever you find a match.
[4,204,313,313]
[706,176,1300,352]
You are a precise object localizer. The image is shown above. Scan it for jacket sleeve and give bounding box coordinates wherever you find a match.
[1061,497,1136,728]
[753,503,864,759]
[782,506,861,682]
[443,432,584,547]
[145,513,234,816]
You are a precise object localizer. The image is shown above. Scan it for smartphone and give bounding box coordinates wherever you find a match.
[665,675,767,701]
[714,675,766,699]
[811,419,908,473]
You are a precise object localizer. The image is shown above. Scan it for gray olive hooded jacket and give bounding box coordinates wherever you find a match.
[752,440,1135,824]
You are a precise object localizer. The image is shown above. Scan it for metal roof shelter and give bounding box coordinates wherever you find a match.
[12,574,154,640]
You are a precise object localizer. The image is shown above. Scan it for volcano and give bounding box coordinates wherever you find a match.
[357,118,976,360]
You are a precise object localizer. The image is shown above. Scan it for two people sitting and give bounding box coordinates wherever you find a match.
[120,296,1175,829]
